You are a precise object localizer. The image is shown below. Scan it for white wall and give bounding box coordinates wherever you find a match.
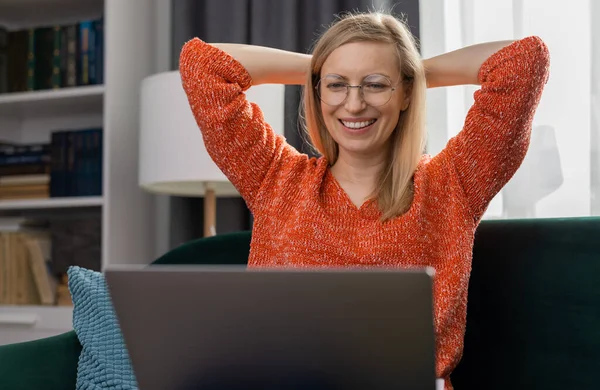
[152,0,173,258]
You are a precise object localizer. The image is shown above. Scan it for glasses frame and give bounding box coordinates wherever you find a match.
[315,75,402,107]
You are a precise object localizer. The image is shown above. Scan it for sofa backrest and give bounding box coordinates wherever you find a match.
[152,217,600,390]
[451,217,600,390]
[153,231,251,265]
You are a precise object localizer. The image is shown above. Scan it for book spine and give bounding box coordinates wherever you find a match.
[83,128,102,196]
[72,131,83,196]
[88,23,96,85]
[0,144,50,164]
[52,26,62,89]
[0,154,46,165]
[0,27,7,93]
[82,131,92,195]
[64,24,78,87]
[34,27,55,90]
[78,21,91,86]
[7,30,28,92]
[94,18,104,85]
[26,29,35,91]
[50,131,68,197]
[65,132,75,195]
[0,164,49,176]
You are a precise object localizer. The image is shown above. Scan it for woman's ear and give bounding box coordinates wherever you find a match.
[402,97,411,111]
[401,79,413,111]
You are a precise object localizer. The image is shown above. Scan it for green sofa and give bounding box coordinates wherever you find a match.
[1,217,599,389]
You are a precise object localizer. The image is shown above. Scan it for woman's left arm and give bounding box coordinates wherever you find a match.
[425,36,550,221]
[424,40,515,88]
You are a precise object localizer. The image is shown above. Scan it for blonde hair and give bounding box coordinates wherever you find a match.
[301,11,427,221]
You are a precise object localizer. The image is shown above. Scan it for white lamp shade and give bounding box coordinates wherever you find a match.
[139,70,285,197]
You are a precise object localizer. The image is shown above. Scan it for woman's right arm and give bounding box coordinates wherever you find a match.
[179,38,311,211]
[209,43,310,86]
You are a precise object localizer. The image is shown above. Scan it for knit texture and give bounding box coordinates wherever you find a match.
[179,36,550,389]
[68,266,138,389]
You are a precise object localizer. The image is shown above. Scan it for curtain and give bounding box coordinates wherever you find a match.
[168,0,421,241]
[420,0,600,220]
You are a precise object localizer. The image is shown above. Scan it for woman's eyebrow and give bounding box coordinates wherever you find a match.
[363,73,393,80]
[323,73,393,81]
[322,73,347,80]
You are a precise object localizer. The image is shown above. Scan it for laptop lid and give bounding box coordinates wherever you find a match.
[105,265,437,390]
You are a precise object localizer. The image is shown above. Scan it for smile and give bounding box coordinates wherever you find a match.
[339,119,377,129]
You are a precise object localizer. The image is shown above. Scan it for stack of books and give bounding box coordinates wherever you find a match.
[0,127,103,201]
[0,174,49,200]
[0,143,50,200]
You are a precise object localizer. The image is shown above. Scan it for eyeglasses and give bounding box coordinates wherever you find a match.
[316,75,398,107]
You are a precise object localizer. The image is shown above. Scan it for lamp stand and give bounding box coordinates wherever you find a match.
[204,184,216,237]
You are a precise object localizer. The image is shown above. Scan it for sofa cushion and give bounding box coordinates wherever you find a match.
[68,266,138,389]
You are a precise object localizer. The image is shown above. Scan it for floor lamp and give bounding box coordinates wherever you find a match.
[138,70,285,236]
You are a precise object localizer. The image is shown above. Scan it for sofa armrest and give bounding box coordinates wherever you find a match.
[0,330,81,390]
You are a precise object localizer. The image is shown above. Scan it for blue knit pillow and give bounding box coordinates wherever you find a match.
[68,266,139,389]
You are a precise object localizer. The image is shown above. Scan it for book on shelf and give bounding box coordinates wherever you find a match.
[0,127,102,200]
[0,214,101,307]
[0,217,57,306]
[0,16,104,94]
[50,127,103,197]
[0,27,7,94]
[0,142,50,200]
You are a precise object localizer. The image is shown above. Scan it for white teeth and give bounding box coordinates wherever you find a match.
[341,119,376,129]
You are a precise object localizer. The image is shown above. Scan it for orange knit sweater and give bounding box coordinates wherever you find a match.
[179,36,550,389]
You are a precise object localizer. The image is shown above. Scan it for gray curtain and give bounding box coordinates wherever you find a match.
[168,0,420,244]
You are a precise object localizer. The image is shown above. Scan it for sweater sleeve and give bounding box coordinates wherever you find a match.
[178,38,300,211]
[443,36,550,222]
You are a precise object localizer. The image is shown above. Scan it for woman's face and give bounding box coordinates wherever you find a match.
[318,41,410,160]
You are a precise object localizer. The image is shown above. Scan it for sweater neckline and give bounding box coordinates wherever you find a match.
[322,158,425,222]
[325,168,377,212]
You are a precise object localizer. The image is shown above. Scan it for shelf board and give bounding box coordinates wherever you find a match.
[0,85,104,119]
[0,0,103,29]
[0,304,73,314]
[0,196,103,210]
[0,304,73,330]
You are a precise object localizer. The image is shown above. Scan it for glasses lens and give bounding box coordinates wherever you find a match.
[317,76,394,107]
[317,78,348,106]
[362,76,393,106]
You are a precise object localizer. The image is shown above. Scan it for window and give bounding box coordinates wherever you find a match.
[419,0,599,219]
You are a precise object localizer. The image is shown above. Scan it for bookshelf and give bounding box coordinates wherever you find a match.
[0,0,160,346]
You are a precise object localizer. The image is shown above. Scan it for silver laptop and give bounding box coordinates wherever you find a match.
[105,265,437,390]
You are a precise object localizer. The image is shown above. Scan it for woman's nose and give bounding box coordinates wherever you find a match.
[344,87,367,112]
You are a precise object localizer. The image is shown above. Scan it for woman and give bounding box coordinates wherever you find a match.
[179,11,550,390]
